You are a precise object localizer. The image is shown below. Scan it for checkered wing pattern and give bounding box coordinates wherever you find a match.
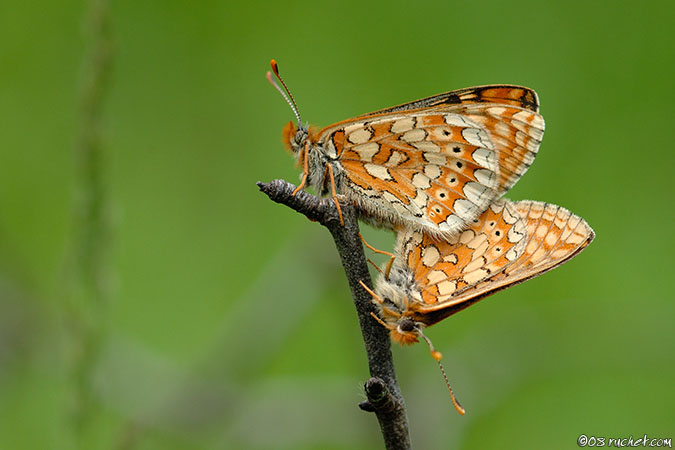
[314,86,545,237]
[376,199,594,327]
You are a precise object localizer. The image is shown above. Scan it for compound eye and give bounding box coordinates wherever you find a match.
[399,318,416,332]
[296,128,308,143]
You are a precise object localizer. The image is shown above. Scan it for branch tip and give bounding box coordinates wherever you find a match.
[358,400,376,412]
[257,178,411,449]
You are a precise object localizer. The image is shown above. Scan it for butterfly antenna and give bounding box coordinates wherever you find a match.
[418,329,466,415]
[418,329,443,362]
[266,59,302,127]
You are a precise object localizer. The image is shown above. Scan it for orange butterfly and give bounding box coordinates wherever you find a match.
[362,199,594,413]
[268,60,544,237]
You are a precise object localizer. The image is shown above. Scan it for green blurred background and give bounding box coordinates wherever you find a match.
[1,0,673,448]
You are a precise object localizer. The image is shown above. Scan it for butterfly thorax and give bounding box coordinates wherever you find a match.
[283,121,345,196]
[306,145,343,196]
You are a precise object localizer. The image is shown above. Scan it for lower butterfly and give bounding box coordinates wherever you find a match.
[267,60,544,238]
[361,199,594,414]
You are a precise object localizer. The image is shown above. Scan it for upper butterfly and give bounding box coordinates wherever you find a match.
[268,60,545,238]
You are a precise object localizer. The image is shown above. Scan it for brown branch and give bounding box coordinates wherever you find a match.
[257,179,411,450]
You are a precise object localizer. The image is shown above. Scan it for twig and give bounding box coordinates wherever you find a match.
[258,179,411,450]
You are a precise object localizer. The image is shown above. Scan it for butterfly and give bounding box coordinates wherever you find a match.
[361,199,594,413]
[267,60,545,237]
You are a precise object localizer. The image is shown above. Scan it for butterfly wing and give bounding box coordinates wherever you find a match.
[319,86,544,237]
[358,85,540,116]
[388,199,594,326]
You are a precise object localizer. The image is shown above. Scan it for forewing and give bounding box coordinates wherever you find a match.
[360,85,544,193]
[358,85,540,116]
[320,86,544,237]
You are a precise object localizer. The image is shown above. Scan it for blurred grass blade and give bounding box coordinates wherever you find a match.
[66,0,113,446]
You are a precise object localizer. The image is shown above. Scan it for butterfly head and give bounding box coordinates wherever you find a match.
[389,316,423,346]
[363,280,426,346]
[383,313,442,362]
[361,279,444,360]
[281,120,311,155]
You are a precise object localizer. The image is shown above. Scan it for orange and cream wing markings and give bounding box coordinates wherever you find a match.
[271,63,545,237]
[313,96,544,237]
[372,199,594,344]
[335,112,501,231]
[405,199,528,306]
[349,84,544,200]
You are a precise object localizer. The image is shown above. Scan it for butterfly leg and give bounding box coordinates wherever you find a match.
[326,163,344,226]
[369,311,395,330]
[359,232,396,278]
[383,257,395,279]
[366,258,383,274]
[366,258,396,282]
[359,232,394,258]
[358,280,383,303]
[358,280,401,317]
[291,145,310,196]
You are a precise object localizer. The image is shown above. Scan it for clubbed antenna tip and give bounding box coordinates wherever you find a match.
[266,59,302,126]
[419,329,466,415]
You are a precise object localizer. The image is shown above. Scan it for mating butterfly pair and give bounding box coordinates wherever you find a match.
[268,60,594,413]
